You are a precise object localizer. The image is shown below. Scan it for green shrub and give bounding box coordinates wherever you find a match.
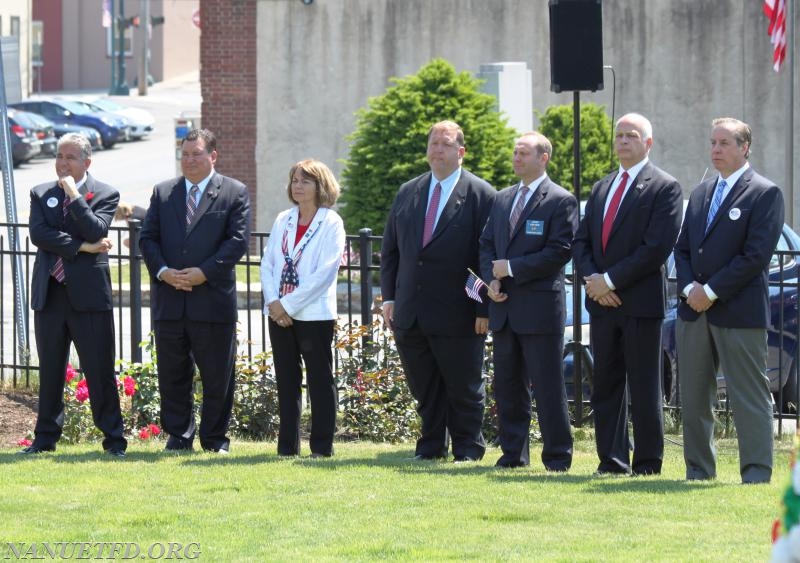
[339,58,517,234]
[536,103,614,199]
[230,351,280,440]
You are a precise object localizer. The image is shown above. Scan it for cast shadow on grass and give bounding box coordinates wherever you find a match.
[490,470,726,492]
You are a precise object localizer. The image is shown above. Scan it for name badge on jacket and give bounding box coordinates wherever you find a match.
[525,220,544,236]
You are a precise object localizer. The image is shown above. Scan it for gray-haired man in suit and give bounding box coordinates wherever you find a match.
[675,117,784,484]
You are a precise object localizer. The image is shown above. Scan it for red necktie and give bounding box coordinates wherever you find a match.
[51,196,69,283]
[421,183,442,247]
[601,171,628,252]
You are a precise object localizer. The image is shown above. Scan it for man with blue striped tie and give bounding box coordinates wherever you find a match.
[675,117,785,484]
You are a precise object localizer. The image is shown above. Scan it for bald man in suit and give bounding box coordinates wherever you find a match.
[573,113,682,475]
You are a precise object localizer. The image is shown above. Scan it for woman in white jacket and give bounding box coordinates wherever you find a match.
[261,160,345,457]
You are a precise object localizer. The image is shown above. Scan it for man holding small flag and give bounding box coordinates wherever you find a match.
[381,120,495,463]
[479,131,576,470]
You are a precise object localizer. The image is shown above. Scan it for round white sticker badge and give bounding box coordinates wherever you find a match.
[729,208,741,221]
[46,197,58,208]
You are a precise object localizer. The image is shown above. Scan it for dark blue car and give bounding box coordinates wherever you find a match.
[10,98,126,149]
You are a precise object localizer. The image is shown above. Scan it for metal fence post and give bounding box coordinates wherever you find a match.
[358,228,373,328]
[128,219,143,363]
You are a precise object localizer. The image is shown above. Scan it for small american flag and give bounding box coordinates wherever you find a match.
[464,270,487,303]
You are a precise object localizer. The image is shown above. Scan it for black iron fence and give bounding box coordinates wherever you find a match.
[1,220,798,432]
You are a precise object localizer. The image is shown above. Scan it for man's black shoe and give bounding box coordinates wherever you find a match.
[165,436,194,451]
[16,444,55,455]
[106,448,126,459]
[406,454,442,461]
[453,456,477,464]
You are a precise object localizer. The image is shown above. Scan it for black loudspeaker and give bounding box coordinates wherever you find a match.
[549,0,604,93]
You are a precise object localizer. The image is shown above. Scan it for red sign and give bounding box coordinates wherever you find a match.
[192,9,201,29]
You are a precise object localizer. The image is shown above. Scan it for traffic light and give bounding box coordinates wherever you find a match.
[118,15,140,29]
[150,15,165,27]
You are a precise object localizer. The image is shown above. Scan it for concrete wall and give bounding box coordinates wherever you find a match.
[255,0,799,231]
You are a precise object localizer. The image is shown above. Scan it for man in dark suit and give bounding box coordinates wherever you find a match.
[675,117,784,484]
[381,120,496,462]
[140,129,250,453]
[573,113,682,475]
[479,131,576,470]
[21,133,126,457]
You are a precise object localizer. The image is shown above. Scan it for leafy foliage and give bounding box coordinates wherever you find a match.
[337,320,420,443]
[536,103,614,199]
[230,351,280,440]
[339,58,517,234]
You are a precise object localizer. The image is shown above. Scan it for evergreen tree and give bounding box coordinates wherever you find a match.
[537,103,614,199]
[340,58,517,234]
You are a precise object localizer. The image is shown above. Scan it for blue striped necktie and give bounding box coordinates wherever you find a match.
[705,179,727,233]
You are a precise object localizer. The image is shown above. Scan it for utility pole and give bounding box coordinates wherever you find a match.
[138,0,149,95]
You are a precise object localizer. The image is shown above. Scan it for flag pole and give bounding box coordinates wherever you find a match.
[786,0,795,228]
[466,267,490,287]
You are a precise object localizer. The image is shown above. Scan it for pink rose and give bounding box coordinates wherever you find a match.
[147,424,161,436]
[75,378,89,402]
[65,364,76,383]
[123,376,136,397]
[17,438,32,447]
[138,428,150,440]
[85,192,94,201]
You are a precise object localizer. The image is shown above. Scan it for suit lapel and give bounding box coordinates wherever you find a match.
[187,173,220,236]
[171,178,189,233]
[607,167,647,243]
[509,181,547,242]
[413,174,430,250]
[430,173,466,243]
[592,174,615,244]
[704,171,751,238]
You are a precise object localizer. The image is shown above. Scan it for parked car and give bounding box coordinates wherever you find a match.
[51,122,103,150]
[81,96,154,140]
[5,110,42,166]
[10,109,57,157]
[10,98,126,149]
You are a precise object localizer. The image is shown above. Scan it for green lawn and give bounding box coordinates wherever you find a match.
[1,436,790,561]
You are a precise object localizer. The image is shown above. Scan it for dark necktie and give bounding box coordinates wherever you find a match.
[186,184,199,226]
[509,185,530,234]
[422,183,442,247]
[705,179,728,233]
[51,196,69,283]
[601,171,629,252]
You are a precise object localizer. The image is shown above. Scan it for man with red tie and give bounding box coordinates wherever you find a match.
[381,121,496,462]
[573,113,683,475]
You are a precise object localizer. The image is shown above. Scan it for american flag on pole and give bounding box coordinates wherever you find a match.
[464,269,487,303]
[763,0,787,72]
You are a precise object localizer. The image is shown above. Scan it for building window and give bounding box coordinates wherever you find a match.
[10,16,20,37]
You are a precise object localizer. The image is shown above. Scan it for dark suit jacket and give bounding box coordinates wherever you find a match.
[479,178,577,334]
[674,167,784,328]
[381,168,496,336]
[29,175,118,312]
[140,172,250,323]
[573,162,683,318]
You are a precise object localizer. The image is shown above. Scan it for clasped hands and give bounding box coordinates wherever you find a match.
[161,267,207,292]
[685,281,713,313]
[583,273,622,308]
[267,299,293,327]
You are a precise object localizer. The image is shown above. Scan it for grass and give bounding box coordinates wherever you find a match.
[0,436,792,561]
